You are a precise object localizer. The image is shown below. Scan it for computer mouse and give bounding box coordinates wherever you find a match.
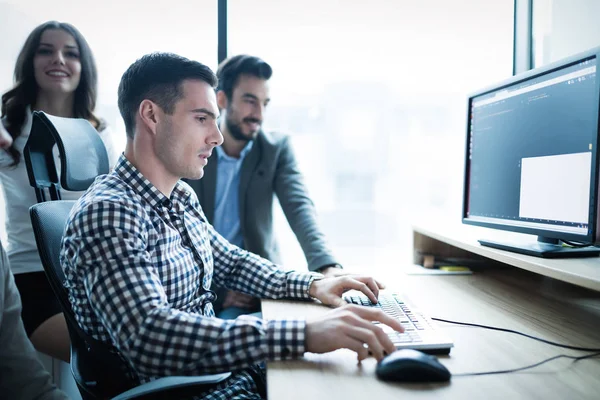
[375,349,451,383]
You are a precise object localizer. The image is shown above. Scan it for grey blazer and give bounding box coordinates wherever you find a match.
[185,130,338,272]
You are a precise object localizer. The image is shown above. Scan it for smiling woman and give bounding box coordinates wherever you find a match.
[0,21,120,366]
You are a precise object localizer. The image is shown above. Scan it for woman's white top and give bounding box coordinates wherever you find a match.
[0,109,121,274]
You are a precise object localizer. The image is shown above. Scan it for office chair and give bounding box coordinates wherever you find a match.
[25,111,230,400]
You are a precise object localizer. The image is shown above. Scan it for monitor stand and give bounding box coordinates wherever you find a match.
[478,236,600,258]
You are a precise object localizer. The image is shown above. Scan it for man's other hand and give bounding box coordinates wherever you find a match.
[308,275,385,308]
[221,290,259,310]
[305,304,404,362]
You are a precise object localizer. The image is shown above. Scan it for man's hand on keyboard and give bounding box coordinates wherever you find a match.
[309,275,383,307]
[305,304,404,362]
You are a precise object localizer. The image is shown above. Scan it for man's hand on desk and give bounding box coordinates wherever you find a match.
[308,275,384,307]
[305,305,404,362]
[221,290,259,310]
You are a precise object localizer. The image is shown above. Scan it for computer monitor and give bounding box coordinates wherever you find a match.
[462,47,600,258]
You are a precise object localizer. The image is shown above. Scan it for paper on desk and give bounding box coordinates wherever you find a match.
[403,264,473,275]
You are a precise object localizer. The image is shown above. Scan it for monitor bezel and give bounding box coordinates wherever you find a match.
[462,46,600,244]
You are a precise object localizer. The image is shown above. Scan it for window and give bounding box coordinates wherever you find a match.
[229,0,514,268]
[533,0,600,68]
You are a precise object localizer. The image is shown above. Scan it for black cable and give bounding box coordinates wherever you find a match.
[431,317,600,351]
[431,317,600,376]
[453,351,600,377]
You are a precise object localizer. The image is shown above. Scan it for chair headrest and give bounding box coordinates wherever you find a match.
[27,111,109,192]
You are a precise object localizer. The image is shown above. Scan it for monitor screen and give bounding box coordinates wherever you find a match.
[462,49,600,257]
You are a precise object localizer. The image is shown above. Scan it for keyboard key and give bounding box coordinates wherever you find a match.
[375,323,401,334]
[391,335,414,344]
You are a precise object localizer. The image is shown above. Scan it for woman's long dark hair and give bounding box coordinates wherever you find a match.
[1,21,100,166]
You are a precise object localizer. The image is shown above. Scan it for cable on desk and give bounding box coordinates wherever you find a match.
[452,351,600,377]
[431,317,600,351]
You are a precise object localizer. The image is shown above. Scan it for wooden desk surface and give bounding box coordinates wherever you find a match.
[263,266,600,400]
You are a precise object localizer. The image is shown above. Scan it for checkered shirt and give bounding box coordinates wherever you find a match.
[60,155,317,399]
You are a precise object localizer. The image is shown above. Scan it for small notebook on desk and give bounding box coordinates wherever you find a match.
[344,291,454,354]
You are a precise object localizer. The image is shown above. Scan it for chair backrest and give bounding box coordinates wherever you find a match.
[24,112,136,398]
[24,111,109,201]
[29,201,73,310]
[30,201,135,398]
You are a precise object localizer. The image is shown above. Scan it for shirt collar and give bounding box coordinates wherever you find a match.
[113,154,191,209]
[215,140,254,162]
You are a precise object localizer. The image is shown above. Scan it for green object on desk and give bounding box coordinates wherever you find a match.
[404,264,473,275]
[439,266,471,272]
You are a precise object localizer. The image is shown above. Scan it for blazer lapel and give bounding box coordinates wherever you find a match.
[239,140,261,227]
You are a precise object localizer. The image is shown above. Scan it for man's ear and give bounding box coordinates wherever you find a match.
[216,90,228,110]
[138,99,160,135]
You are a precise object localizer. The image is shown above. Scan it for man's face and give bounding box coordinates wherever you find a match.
[222,74,270,141]
[155,79,223,180]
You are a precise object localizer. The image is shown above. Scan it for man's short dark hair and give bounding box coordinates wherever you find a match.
[118,52,217,138]
[216,55,272,100]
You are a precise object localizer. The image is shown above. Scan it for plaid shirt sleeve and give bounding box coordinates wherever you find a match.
[207,220,315,301]
[63,197,314,378]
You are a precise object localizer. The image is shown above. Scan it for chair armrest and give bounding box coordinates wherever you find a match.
[112,372,231,400]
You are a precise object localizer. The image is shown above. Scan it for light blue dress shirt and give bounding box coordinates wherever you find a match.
[213,141,254,248]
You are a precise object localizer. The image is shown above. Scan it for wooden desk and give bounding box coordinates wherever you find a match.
[264,224,600,400]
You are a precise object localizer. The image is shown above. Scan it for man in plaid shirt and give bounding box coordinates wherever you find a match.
[60,53,403,399]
